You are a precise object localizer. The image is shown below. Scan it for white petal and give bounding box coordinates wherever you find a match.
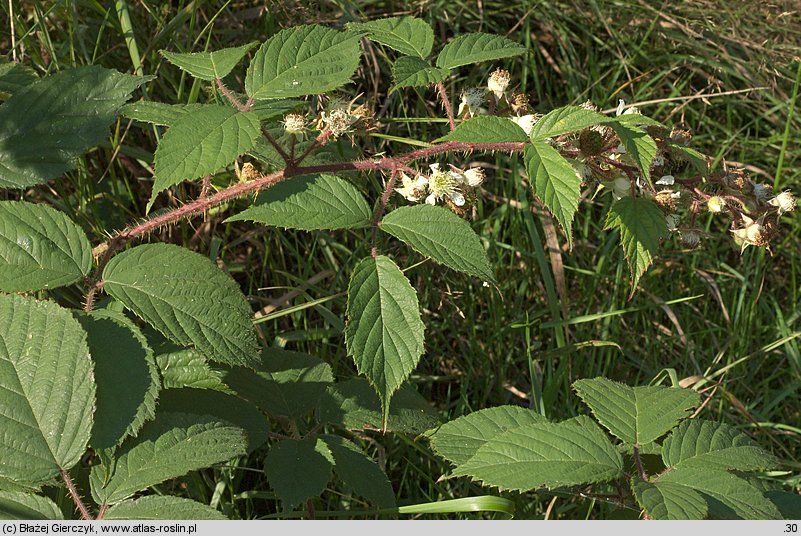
[429,163,440,174]
[656,175,675,186]
[414,176,428,188]
[450,191,466,206]
[425,193,437,205]
[616,99,626,116]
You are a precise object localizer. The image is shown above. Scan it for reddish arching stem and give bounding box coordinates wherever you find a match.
[371,169,400,256]
[60,468,92,520]
[215,78,249,113]
[436,81,456,131]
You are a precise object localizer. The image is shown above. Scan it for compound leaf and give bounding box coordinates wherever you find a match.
[604,196,666,288]
[0,200,91,292]
[660,468,782,519]
[436,116,528,143]
[611,122,657,184]
[573,377,699,445]
[321,435,396,508]
[120,102,204,127]
[381,204,495,283]
[0,294,95,486]
[0,65,146,189]
[428,405,547,466]
[104,496,226,520]
[632,479,708,520]
[222,347,333,420]
[151,105,260,202]
[102,243,260,368]
[155,348,229,392]
[246,25,362,99]
[90,412,247,505]
[529,105,616,141]
[524,141,582,246]
[662,420,779,472]
[391,56,449,91]
[76,310,160,451]
[454,416,624,491]
[0,492,63,520]
[264,438,333,510]
[348,17,434,58]
[227,174,371,230]
[160,42,257,81]
[436,33,525,70]
[345,255,425,425]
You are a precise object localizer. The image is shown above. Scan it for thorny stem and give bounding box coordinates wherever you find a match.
[215,78,249,112]
[294,127,333,166]
[262,127,292,164]
[60,468,92,520]
[96,503,109,521]
[371,169,400,257]
[436,81,456,131]
[632,446,648,481]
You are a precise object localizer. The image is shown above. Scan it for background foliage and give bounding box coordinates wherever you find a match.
[1,0,800,519]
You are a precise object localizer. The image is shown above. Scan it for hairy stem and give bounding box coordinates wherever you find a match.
[436,81,456,131]
[632,445,648,481]
[215,78,248,112]
[60,468,92,520]
[262,127,292,164]
[371,169,400,256]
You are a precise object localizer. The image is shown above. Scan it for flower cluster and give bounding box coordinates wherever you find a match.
[395,164,485,208]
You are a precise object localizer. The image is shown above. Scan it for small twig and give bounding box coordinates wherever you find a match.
[60,468,92,520]
[96,503,109,521]
[289,134,297,164]
[436,81,456,131]
[295,127,333,166]
[371,169,400,256]
[215,78,249,112]
[262,128,292,164]
[632,446,648,481]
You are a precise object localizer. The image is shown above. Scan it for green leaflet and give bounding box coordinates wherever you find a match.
[317,378,438,434]
[604,196,666,288]
[0,294,95,486]
[104,496,226,520]
[222,347,333,420]
[662,420,779,472]
[524,141,582,246]
[632,479,708,520]
[102,243,260,368]
[0,200,92,292]
[391,56,449,92]
[453,416,624,491]
[321,435,396,508]
[120,102,204,127]
[0,60,38,97]
[348,17,434,58]
[573,377,699,445]
[529,105,617,140]
[155,348,229,392]
[436,116,529,143]
[0,492,64,520]
[0,65,147,188]
[611,122,657,184]
[158,388,269,453]
[76,310,160,451]
[246,25,362,99]
[435,33,526,70]
[160,42,258,81]
[227,174,372,230]
[660,469,782,519]
[380,204,496,283]
[264,438,333,510]
[428,405,547,466]
[151,105,260,204]
[90,412,247,505]
[345,255,425,426]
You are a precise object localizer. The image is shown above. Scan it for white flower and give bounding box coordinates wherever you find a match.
[395,172,428,202]
[459,166,486,187]
[487,68,510,100]
[730,214,766,253]
[282,113,307,135]
[458,88,486,117]
[321,108,352,138]
[768,190,796,215]
[510,114,537,136]
[656,175,674,186]
[426,163,465,206]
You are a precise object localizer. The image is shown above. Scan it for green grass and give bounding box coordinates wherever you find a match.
[3,0,800,519]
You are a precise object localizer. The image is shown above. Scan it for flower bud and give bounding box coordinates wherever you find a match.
[463,167,486,187]
[681,230,701,248]
[707,196,726,213]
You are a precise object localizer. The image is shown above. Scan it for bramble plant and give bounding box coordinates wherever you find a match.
[0,17,798,521]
